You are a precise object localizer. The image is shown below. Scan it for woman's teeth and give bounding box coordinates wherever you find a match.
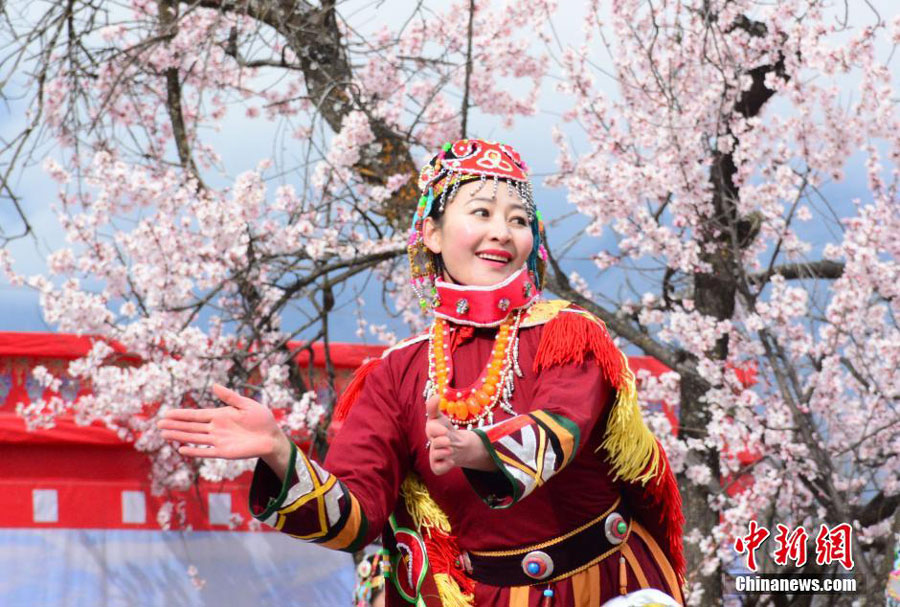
[478,254,509,263]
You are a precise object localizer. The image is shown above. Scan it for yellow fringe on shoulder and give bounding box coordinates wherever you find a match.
[399,475,474,607]
[598,353,661,484]
[400,475,451,536]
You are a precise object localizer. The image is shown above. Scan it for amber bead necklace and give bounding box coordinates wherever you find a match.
[427,309,524,429]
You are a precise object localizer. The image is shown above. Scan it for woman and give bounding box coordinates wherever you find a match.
[159,139,685,606]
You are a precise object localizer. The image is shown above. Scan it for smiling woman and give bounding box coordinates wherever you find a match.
[159,139,685,607]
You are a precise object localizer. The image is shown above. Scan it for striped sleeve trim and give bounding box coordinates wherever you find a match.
[471,410,580,508]
[250,442,368,552]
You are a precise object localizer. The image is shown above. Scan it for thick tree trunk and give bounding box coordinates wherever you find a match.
[678,371,724,603]
[674,15,788,603]
[194,0,419,229]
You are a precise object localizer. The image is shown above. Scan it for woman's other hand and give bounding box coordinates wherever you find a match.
[158,384,293,479]
[424,393,495,475]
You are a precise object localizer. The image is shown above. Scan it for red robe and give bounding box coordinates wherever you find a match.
[250,302,684,606]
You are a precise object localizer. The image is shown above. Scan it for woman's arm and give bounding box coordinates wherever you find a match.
[462,359,612,508]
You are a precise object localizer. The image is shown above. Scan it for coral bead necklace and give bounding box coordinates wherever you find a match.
[427,309,524,429]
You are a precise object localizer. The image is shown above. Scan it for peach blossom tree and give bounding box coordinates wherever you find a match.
[1,1,897,604]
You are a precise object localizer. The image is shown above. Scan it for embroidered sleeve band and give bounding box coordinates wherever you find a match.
[471,410,580,507]
[249,441,368,552]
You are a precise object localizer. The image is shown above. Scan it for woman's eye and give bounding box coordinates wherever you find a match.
[511,216,528,226]
[473,208,489,217]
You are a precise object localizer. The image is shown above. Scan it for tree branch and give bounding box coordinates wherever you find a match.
[748,260,845,285]
[543,245,705,386]
[189,0,418,229]
[158,0,204,186]
[460,0,475,138]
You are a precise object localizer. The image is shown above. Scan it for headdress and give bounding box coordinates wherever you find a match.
[407,139,548,312]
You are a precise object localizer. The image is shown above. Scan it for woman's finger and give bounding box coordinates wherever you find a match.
[157,419,210,433]
[426,422,449,440]
[178,445,221,458]
[160,430,216,445]
[425,393,441,419]
[212,384,252,410]
[431,449,453,463]
[431,436,451,450]
[163,408,216,423]
[431,461,451,475]
[431,444,452,456]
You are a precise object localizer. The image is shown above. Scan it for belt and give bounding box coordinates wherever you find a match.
[461,498,631,586]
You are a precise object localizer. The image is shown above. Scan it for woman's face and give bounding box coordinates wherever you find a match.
[423,179,533,287]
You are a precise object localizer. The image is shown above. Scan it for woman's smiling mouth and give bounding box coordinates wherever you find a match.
[476,249,513,267]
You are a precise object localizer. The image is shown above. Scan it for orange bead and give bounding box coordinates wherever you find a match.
[484,382,496,396]
[487,369,500,383]
[466,396,481,416]
[476,391,492,406]
[454,401,470,420]
[439,398,450,413]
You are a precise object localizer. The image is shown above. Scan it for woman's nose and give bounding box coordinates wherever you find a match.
[488,217,511,242]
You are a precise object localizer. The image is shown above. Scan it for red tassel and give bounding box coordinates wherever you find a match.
[533,307,624,388]
[423,527,476,596]
[333,358,382,422]
[642,440,686,580]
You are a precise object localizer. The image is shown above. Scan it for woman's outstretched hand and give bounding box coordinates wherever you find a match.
[425,393,496,475]
[157,384,293,479]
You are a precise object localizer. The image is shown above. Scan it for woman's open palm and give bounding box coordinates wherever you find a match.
[158,384,280,459]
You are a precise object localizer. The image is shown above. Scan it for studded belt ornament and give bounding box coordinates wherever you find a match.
[604,512,628,545]
[464,500,631,586]
[522,550,554,581]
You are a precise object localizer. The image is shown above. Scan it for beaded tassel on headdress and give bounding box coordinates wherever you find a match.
[408,187,438,311]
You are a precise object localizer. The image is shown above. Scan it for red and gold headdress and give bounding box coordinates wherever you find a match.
[407,139,548,312]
